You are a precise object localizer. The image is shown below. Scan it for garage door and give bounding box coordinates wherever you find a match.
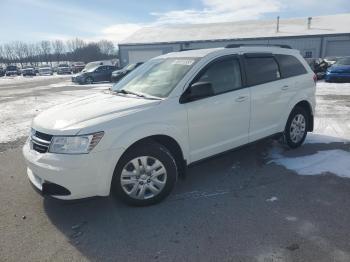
[325,40,350,57]
[128,50,163,64]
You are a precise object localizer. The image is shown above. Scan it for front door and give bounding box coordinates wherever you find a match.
[184,56,251,162]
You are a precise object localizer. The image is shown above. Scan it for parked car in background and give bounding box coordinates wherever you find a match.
[22,66,36,76]
[111,62,143,82]
[324,56,339,66]
[5,65,20,76]
[24,46,315,205]
[72,62,85,73]
[38,65,53,76]
[72,65,116,84]
[325,56,350,82]
[57,64,72,75]
[306,58,329,80]
[80,61,114,73]
[0,67,5,77]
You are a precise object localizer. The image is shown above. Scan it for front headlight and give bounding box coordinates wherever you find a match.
[49,132,104,154]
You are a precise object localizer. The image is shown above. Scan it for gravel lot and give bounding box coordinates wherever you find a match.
[0,76,350,262]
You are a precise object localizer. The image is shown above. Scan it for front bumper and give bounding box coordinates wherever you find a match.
[72,76,85,84]
[22,140,123,200]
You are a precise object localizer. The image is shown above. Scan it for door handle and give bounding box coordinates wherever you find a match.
[281,85,289,90]
[235,96,248,102]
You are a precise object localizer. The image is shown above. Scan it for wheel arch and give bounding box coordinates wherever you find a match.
[114,134,187,181]
[292,100,314,131]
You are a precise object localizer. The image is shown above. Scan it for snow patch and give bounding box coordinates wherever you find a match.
[268,147,350,178]
[266,196,278,202]
[305,133,349,144]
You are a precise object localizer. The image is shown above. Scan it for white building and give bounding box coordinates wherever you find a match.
[118,13,350,67]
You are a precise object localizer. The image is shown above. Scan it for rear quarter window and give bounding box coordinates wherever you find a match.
[275,54,307,78]
[244,56,281,86]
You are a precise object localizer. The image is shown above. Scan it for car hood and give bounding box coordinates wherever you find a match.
[112,69,125,75]
[329,65,350,73]
[33,92,161,134]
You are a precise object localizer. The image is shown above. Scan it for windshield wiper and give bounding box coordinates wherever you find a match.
[115,89,161,100]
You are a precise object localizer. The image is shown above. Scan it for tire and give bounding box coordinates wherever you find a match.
[112,142,178,206]
[85,77,94,84]
[283,106,309,148]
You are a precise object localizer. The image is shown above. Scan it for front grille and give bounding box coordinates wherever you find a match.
[31,130,52,153]
[35,131,53,141]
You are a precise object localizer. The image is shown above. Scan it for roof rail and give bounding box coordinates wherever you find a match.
[225,44,292,49]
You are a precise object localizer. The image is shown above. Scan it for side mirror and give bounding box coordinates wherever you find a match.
[180,81,214,103]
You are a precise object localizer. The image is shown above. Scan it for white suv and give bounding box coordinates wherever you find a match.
[23,45,316,206]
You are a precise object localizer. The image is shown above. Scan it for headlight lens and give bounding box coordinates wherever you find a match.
[49,132,104,154]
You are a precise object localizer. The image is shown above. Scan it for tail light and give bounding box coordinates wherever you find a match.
[313,74,317,84]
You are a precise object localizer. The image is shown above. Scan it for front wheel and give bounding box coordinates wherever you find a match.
[283,107,309,148]
[85,77,94,84]
[112,142,178,206]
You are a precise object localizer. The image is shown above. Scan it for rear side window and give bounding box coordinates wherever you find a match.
[276,54,307,78]
[197,58,242,95]
[244,57,280,86]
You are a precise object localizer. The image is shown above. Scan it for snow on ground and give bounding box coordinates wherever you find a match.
[0,74,69,87]
[268,81,350,178]
[0,79,111,143]
[313,81,350,140]
[268,144,350,178]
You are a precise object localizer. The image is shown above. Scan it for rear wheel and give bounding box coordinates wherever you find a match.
[283,107,309,148]
[112,142,178,206]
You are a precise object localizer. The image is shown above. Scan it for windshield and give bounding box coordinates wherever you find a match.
[125,63,137,70]
[335,57,350,66]
[112,57,198,98]
[59,64,69,67]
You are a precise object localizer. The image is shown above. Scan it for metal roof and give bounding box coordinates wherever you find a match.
[120,13,350,45]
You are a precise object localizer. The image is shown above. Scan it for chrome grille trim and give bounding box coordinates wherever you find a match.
[30,130,52,153]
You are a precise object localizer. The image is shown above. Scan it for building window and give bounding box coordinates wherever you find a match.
[304,51,313,58]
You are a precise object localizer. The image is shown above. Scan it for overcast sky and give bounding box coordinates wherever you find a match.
[1,0,349,44]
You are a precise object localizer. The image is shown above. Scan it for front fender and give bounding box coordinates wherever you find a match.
[109,122,189,162]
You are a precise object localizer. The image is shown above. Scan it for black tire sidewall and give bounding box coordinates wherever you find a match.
[85,77,93,84]
[112,142,178,206]
[284,107,309,148]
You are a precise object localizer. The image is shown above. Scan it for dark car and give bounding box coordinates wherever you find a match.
[22,66,36,76]
[325,57,350,82]
[72,65,116,84]
[71,62,86,73]
[0,67,5,77]
[5,65,20,76]
[306,58,329,80]
[57,64,72,75]
[111,62,143,82]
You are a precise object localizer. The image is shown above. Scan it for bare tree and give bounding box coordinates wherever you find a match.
[0,44,4,63]
[97,40,115,56]
[12,41,28,67]
[66,38,86,61]
[52,40,65,63]
[40,40,51,65]
[66,38,85,52]
[3,43,15,64]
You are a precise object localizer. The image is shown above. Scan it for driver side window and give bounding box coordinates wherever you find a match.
[197,57,242,95]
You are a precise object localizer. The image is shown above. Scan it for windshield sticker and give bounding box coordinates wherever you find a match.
[171,60,195,66]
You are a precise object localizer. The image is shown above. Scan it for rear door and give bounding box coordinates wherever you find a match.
[243,53,286,141]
